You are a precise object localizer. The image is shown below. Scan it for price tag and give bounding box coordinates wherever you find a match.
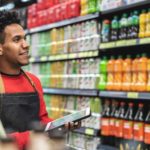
[107,42,115,48]
[127,92,139,98]
[61,54,67,60]
[49,56,55,61]
[116,40,126,47]
[85,128,94,135]
[100,43,106,49]
[40,56,47,61]
[126,39,137,46]
[140,38,150,44]
[29,57,35,62]
[93,50,99,56]
[69,53,76,59]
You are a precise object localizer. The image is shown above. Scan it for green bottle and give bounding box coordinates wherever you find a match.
[98,56,107,90]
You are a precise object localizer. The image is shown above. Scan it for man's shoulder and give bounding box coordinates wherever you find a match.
[25,71,40,83]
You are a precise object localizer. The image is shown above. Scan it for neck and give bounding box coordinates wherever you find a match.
[0,62,21,75]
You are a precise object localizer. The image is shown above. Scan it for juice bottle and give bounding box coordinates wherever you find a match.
[122,55,132,91]
[88,0,97,14]
[137,53,147,92]
[114,102,126,148]
[139,9,147,38]
[144,106,150,145]
[114,55,123,91]
[132,11,139,39]
[147,58,150,91]
[131,55,139,91]
[145,8,150,37]
[98,57,107,90]
[106,56,115,90]
[109,100,118,146]
[111,16,119,41]
[133,103,145,149]
[80,0,88,16]
[123,103,134,150]
[101,100,111,145]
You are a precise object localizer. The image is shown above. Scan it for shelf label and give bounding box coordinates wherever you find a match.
[116,40,126,47]
[40,56,47,61]
[126,39,137,46]
[85,128,94,135]
[140,38,150,44]
[127,92,139,98]
[29,57,35,62]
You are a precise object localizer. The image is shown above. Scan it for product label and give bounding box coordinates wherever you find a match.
[133,122,144,141]
[115,119,124,137]
[109,118,115,136]
[101,118,110,136]
[144,124,150,144]
[123,121,133,139]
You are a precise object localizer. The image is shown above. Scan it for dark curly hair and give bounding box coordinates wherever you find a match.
[0,10,20,43]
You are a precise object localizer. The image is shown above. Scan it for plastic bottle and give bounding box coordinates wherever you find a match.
[114,102,126,148]
[139,9,147,38]
[80,0,88,16]
[98,57,107,90]
[106,56,115,90]
[145,8,150,37]
[133,103,145,148]
[127,12,134,39]
[101,100,110,136]
[88,0,97,14]
[137,53,148,92]
[114,55,123,91]
[131,55,139,91]
[147,58,150,91]
[109,101,118,146]
[111,16,119,41]
[132,11,139,39]
[144,106,150,145]
[122,55,132,91]
[123,103,134,150]
[119,13,128,40]
[101,20,110,42]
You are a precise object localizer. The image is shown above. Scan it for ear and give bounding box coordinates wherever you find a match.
[0,44,3,55]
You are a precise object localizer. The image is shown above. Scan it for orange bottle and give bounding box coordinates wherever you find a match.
[106,56,115,90]
[147,58,150,91]
[137,53,148,92]
[122,55,132,91]
[131,55,139,91]
[114,56,123,91]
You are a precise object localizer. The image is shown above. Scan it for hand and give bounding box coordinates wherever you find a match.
[64,121,81,130]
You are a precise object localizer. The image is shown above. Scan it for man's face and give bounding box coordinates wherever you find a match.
[0,23,29,67]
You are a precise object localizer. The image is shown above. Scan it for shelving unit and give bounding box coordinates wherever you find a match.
[101,0,150,15]
[43,88,98,97]
[29,50,99,63]
[27,13,99,34]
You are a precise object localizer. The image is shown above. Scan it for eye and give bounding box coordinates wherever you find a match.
[13,36,21,43]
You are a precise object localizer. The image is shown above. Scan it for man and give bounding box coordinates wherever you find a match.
[0,10,79,150]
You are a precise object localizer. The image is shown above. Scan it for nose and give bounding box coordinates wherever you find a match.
[22,39,29,49]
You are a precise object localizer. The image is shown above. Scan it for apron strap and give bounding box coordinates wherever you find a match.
[21,69,38,92]
[0,74,5,94]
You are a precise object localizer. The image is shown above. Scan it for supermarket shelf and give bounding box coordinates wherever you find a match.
[99,38,150,50]
[66,145,85,150]
[101,0,150,15]
[43,88,98,97]
[28,13,99,34]
[29,50,99,63]
[99,91,150,100]
[73,127,100,137]
[97,145,118,150]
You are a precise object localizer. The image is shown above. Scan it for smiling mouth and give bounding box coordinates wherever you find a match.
[20,51,29,56]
